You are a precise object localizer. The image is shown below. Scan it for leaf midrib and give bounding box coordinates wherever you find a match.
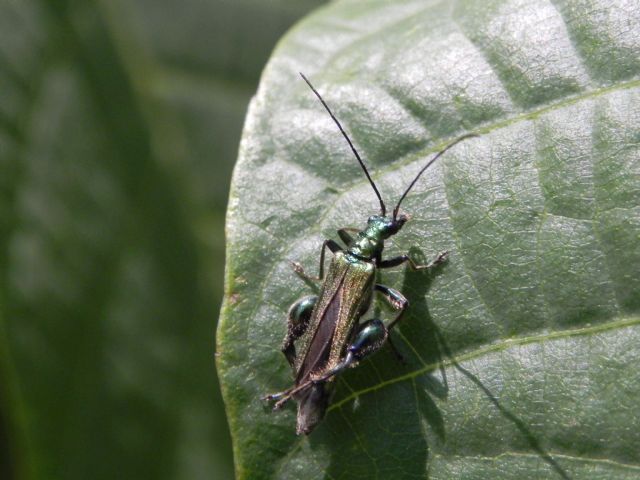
[329,314,640,410]
[430,450,640,472]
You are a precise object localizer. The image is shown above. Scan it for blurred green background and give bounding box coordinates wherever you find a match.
[0,0,325,479]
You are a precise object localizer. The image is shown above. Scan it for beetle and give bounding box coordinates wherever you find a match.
[263,73,476,435]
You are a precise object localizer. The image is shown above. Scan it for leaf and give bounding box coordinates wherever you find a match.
[217,0,640,479]
[0,0,325,479]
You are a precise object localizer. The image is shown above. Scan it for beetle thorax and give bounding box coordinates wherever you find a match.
[347,232,383,260]
[347,214,405,260]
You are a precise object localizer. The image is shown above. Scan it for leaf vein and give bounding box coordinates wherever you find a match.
[329,315,640,410]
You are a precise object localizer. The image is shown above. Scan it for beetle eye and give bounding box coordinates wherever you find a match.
[368,215,376,223]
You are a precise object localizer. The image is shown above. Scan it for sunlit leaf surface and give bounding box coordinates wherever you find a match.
[218,0,640,479]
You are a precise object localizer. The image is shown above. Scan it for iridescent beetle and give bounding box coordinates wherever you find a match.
[263,73,476,435]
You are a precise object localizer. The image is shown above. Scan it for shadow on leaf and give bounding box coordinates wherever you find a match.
[433,325,573,480]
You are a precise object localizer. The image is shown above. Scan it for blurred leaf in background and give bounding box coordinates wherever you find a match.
[218,0,640,479]
[0,0,325,479]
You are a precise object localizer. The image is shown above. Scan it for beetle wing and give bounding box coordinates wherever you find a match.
[295,252,375,384]
[327,258,374,367]
[294,260,347,384]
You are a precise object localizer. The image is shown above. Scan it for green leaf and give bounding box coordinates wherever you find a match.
[218,0,640,479]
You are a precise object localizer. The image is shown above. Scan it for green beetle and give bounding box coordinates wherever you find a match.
[264,73,476,435]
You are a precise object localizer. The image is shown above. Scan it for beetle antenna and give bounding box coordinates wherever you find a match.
[300,73,387,216]
[393,133,478,220]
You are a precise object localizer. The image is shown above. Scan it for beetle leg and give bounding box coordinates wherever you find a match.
[262,295,318,408]
[310,319,388,383]
[347,319,388,361]
[264,376,327,410]
[291,239,342,282]
[281,295,317,367]
[378,251,449,270]
[374,284,410,363]
[375,284,408,330]
[262,385,296,409]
